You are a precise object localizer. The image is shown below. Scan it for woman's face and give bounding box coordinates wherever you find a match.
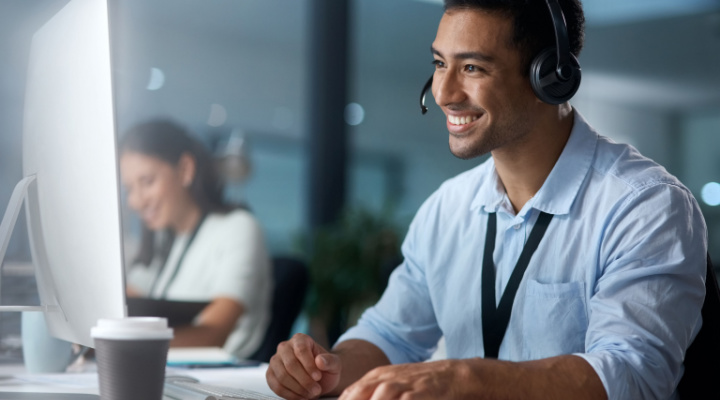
[120,151,195,231]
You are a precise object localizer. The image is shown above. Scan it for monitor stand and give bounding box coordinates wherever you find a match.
[0,177,87,398]
[0,175,61,314]
[0,177,34,271]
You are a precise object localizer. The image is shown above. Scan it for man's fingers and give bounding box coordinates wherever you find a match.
[316,352,342,374]
[369,381,406,400]
[275,354,321,398]
[269,354,307,398]
[266,364,308,400]
[266,334,339,399]
[341,379,410,400]
[339,379,382,400]
[293,334,323,381]
[274,349,322,399]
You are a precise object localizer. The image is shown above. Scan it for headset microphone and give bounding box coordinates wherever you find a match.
[419,0,581,114]
[419,76,433,114]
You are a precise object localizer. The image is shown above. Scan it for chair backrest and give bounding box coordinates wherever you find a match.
[248,256,309,362]
[677,253,720,398]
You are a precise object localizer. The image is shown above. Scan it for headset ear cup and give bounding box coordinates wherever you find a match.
[529,47,582,105]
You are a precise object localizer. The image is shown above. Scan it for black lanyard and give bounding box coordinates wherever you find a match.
[150,213,207,299]
[481,211,554,358]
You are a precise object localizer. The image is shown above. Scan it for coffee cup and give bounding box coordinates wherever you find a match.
[91,317,173,400]
[21,311,84,373]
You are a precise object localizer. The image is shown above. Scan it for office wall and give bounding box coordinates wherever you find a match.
[570,98,677,171]
[681,112,720,258]
[680,113,720,200]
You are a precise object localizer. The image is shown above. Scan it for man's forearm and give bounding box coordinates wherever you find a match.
[460,354,607,400]
[323,340,606,399]
[327,339,391,396]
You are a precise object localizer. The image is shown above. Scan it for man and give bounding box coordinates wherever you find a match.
[267,1,707,399]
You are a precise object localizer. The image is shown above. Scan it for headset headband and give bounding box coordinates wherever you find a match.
[420,0,579,113]
[545,0,573,81]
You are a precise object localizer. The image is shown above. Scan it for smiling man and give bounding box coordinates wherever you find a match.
[266,1,707,399]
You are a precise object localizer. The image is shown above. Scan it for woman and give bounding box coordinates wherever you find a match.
[119,120,272,360]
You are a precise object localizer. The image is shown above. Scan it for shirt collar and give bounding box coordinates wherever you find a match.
[471,109,597,216]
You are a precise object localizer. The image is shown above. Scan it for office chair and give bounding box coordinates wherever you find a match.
[677,253,720,398]
[248,257,309,363]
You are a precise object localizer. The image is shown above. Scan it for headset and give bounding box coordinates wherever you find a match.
[420,0,582,114]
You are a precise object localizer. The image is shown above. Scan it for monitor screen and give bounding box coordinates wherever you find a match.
[21,0,126,347]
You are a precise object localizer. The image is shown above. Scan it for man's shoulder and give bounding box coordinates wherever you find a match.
[591,135,685,195]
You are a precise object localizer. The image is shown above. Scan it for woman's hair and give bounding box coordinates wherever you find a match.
[119,119,236,266]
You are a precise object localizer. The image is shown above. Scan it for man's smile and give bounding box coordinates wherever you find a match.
[446,112,484,135]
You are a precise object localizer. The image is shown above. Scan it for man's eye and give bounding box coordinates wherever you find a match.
[432,60,445,69]
[465,64,483,73]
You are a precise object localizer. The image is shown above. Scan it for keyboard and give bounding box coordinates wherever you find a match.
[164,375,281,400]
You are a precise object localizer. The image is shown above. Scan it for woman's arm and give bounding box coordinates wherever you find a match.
[126,286,143,298]
[171,297,244,347]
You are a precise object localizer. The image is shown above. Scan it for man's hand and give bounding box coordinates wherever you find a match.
[338,360,463,400]
[337,355,606,400]
[267,333,342,400]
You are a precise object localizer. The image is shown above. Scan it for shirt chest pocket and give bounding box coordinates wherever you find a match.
[521,280,588,360]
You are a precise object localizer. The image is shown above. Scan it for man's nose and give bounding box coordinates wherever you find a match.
[432,70,465,107]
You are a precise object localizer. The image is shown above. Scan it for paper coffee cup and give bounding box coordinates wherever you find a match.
[91,317,173,400]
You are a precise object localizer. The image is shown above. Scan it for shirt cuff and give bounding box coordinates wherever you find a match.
[572,352,611,398]
[336,324,414,365]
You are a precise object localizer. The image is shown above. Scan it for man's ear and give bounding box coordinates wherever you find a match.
[177,153,197,188]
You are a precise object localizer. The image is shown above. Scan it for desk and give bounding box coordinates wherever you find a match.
[0,362,285,399]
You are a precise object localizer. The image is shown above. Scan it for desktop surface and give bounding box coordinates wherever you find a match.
[0,362,295,399]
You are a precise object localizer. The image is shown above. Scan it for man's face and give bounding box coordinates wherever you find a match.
[431,9,540,159]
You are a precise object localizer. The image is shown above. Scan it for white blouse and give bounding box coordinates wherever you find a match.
[127,209,273,359]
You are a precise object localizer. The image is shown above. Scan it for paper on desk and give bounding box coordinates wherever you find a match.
[166,365,340,399]
[167,347,236,364]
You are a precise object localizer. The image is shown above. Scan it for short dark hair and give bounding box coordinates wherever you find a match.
[443,0,585,74]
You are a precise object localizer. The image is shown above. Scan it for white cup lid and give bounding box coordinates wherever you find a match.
[91,317,173,340]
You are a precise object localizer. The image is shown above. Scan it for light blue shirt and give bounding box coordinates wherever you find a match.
[338,111,707,400]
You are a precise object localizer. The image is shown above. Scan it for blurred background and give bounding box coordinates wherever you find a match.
[1,0,719,358]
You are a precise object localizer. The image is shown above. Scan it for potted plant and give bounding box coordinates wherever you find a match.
[300,208,402,347]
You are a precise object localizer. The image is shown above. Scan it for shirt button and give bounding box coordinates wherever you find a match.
[514,224,521,230]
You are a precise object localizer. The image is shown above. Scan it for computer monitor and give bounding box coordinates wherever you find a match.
[0,0,126,348]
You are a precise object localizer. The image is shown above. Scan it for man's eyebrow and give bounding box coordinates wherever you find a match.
[431,46,495,63]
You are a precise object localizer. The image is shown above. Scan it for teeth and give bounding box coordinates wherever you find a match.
[448,115,479,125]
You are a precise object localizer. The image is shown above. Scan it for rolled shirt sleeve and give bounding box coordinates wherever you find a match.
[338,202,444,364]
[577,183,706,400]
